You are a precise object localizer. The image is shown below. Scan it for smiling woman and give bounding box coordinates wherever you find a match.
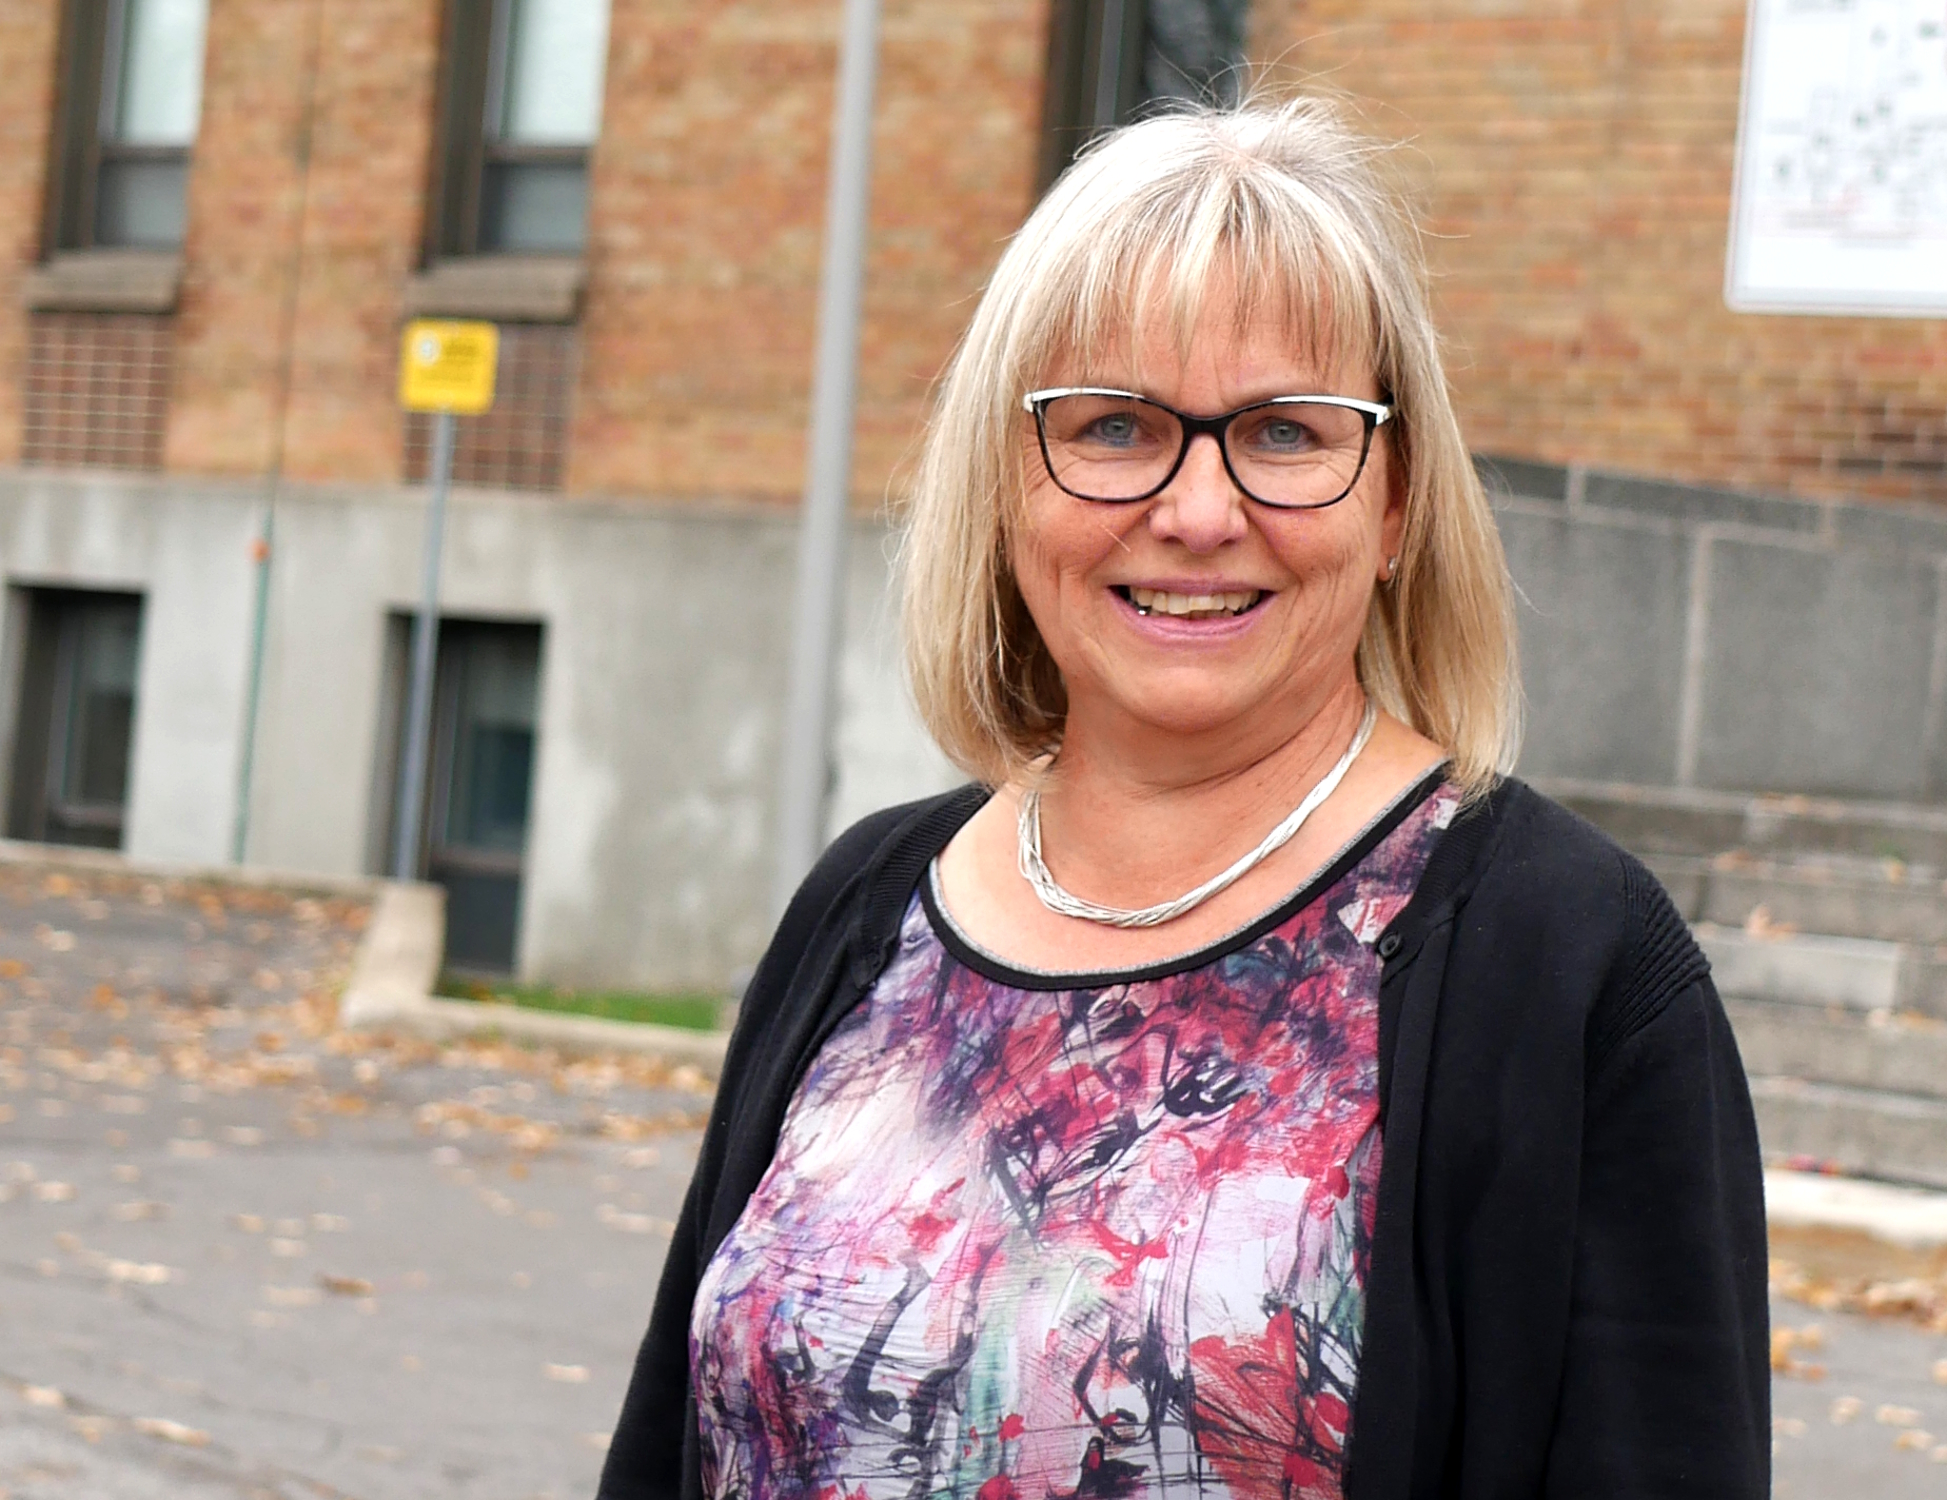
[600,98,1769,1500]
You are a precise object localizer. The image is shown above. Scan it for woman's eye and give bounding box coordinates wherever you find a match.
[1085,413,1142,446]
[1253,418,1314,451]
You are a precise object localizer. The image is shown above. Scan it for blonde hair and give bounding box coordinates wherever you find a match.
[900,96,1520,797]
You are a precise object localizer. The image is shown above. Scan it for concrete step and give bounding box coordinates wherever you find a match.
[1726,1000,1947,1101]
[1650,851,1947,945]
[1747,1076,1947,1191]
[1699,926,1903,1011]
[1541,776,1947,867]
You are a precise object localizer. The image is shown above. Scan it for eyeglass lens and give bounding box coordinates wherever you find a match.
[1036,392,1374,508]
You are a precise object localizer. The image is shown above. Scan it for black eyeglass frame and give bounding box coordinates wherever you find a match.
[1022,386,1396,510]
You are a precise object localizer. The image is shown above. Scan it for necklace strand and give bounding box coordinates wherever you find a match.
[1016,700,1378,929]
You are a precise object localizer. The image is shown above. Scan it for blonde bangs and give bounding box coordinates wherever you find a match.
[900,96,1520,798]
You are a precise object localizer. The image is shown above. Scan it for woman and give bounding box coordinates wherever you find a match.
[601,99,1768,1499]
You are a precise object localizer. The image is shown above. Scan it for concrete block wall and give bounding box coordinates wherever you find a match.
[1491,459,1947,802]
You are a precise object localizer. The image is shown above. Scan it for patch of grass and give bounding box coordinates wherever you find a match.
[438,974,724,1031]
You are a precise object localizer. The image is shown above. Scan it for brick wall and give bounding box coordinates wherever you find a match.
[11,0,1935,508]
[0,0,1043,502]
[570,0,1044,502]
[1255,0,1947,505]
[0,2,63,468]
[170,0,438,482]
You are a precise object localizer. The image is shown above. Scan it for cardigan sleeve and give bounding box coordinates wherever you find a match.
[1542,971,1771,1497]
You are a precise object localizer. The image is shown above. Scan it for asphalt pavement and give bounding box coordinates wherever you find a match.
[3,856,1946,1497]
[0,859,706,1500]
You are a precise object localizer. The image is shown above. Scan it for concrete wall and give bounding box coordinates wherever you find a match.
[0,471,955,991]
[1487,458,1947,802]
[13,460,1947,990]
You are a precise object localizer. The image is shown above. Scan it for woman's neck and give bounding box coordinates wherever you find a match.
[1032,678,1372,910]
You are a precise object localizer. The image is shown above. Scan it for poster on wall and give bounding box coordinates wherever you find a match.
[1726,0,1947,316]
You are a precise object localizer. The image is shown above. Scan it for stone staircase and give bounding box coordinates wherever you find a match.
[1541,780,1947,1190]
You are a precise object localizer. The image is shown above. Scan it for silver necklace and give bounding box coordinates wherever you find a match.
[1016,700,1378,929]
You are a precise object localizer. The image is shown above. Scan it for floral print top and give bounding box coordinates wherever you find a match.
[691,777,1458,1500]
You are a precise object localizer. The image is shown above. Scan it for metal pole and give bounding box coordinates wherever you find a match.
[393,409,454,880]
[230,514,274,863]
[771,0,882,916]
[231,0,327,864]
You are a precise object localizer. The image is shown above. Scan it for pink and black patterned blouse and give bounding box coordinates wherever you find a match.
[692,777,1457,1500]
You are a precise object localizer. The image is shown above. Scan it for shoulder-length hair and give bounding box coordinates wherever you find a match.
[900,96,1520,798]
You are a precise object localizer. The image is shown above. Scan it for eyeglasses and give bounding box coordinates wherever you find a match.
[1022,387,1394,510]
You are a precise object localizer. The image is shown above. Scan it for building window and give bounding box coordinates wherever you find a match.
[373,618,543,974]
[430,0,611,258]
[6,589,145,850]
[402,323,577,491]
[46,0,209,251]
[1038,0,1250,192]
[21,311,173,470]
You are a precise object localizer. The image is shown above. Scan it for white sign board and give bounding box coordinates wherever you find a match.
[1726,0,1947,316]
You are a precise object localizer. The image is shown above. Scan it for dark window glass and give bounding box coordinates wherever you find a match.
[1037,0,1250,193]
[6,589,144,850]
[376,618,544,973]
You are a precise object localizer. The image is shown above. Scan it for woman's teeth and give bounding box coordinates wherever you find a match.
[1125,586,1262,619]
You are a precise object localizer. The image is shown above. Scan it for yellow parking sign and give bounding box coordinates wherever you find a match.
[398,319,498,414]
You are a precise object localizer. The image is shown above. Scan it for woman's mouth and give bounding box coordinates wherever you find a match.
[1113,585,1265,619]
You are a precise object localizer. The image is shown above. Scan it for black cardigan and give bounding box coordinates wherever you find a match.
[599,779,1770,1499]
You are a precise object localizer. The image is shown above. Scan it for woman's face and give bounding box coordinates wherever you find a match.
[1012,286,1406,758]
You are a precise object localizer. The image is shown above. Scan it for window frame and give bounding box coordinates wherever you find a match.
[42,0,199,254]
[426,0,598,261]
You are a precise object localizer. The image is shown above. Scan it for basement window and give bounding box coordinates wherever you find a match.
[5,589,144,850]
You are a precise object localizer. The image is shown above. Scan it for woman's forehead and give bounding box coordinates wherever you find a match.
[1035,308,1373,397]
[1031,260,1378,395]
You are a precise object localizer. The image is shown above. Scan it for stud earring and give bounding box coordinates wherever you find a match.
[1383,555,1399,581]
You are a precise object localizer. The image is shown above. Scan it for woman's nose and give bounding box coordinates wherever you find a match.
[1148,433,1248,552]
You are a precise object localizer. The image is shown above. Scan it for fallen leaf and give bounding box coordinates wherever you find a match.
[111,1201,168,1222]
[317,1273,374,1297]
[269,1238,306,1258]
[32,1181,75,1202]
[1878,1404,1922,1427]
[21,1385,65,1408]
[544,1363,590,1383]
[1934,1358,1947,1386]
[232,1214,265,1233]
[1832,1396,1863,1424]
[133,1416,209,1447]
[1894,1429,1933,1452]
[261,1285,321,1308]
[106,1260,174,1285]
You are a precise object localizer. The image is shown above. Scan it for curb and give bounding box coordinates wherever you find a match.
[1766,1167,1947,1250]
[337,880,730,1079]
[0,837,383,897]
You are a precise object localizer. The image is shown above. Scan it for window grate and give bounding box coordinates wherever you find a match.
[21,311,172,470]
[402,323,576,492]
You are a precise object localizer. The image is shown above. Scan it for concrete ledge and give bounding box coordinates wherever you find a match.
[22,250,183,313]
[1766,1167,1947,1250]
[0,838,381,896]
[381,996,729,1076]
[337,882,447,1028]
[336,877,728,1077]
[403,256,585,323]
